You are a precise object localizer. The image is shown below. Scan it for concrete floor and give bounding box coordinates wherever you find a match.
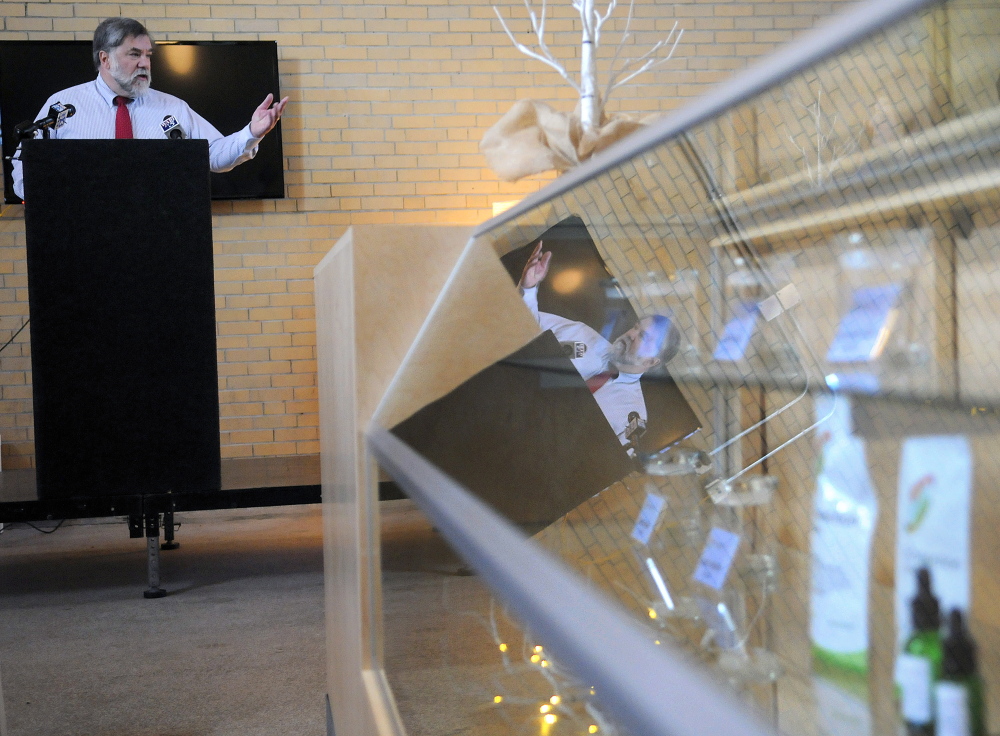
[0,505,326,736]
[0,500,592,736]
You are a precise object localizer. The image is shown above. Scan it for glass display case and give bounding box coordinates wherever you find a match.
[315,0,1000,734]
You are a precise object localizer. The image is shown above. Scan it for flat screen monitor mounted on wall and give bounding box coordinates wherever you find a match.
[0,40,285,203]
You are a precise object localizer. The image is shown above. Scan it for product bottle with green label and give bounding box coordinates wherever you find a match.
[897,567,943,736]
[934,609,985,736]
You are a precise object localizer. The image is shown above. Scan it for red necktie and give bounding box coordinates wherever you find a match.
[586,371,617,394]
[114,96,133,139]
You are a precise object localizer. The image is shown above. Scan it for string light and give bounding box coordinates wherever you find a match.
[648,607,658,619]
[493,638,612,731]
[490,625,625,736]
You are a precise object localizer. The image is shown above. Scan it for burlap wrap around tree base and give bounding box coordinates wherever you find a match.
[480,98,656,181]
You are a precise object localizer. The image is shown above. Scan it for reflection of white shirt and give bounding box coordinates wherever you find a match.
[13,75,262,198]
[592,370,645,446]
[522,285,646,446]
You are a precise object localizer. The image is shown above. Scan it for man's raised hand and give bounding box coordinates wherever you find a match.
[249,93,289,138]
[518,241,552,290]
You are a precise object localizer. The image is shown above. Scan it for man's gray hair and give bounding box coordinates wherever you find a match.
[92,18,150,70]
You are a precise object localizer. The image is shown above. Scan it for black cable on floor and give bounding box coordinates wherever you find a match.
[23,519,66,534]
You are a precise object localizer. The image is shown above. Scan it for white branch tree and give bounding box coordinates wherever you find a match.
[788,89,856,186]
[493,0,683,134]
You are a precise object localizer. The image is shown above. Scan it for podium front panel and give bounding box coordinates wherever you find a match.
[22,139,220,498]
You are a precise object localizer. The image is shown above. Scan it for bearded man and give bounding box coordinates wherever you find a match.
[12,17,287,199]
[518,241,681,452]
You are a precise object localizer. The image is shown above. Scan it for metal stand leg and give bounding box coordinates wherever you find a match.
[143,514,167,599]
[161,510,179,550]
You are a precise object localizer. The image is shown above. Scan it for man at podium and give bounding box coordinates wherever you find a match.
[11,17,288,199]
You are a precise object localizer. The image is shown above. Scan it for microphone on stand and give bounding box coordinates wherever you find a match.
[14,102,76,140]
[624,410,646,459]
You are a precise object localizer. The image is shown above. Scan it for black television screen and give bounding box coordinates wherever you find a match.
[0,40,284,203]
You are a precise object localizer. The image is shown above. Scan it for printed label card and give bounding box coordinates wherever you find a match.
[631,493,667,546]
[693,527,741,590]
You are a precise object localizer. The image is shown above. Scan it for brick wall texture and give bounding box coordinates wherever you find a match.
[0,0,852,467]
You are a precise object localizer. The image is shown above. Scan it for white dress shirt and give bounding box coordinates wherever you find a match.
[521,285,647,446]
[12,75,262,198]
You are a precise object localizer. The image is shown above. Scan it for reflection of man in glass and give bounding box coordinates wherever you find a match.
[519,241,680,452]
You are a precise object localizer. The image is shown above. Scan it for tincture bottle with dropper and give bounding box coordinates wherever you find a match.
[898,567,943,736]
[934,609,985,736]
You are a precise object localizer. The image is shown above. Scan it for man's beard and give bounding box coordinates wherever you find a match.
[610,334,629,362]
[110,58,151,97]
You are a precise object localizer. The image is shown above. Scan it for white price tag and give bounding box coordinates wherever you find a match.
[631,493,667,545]
[692,527,741,590]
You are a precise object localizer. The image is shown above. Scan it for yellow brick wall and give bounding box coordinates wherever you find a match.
[0,0,851,468]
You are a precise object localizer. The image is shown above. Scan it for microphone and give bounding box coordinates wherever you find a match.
[160,115,186,140]
[14,102,76,140]
[624,410,646,456]
[559,340,587,359]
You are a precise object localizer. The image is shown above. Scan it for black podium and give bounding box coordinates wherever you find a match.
[21,140,221,499]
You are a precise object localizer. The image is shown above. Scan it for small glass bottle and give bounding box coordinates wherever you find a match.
[934,609,985,736]
[898,567,943,736]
